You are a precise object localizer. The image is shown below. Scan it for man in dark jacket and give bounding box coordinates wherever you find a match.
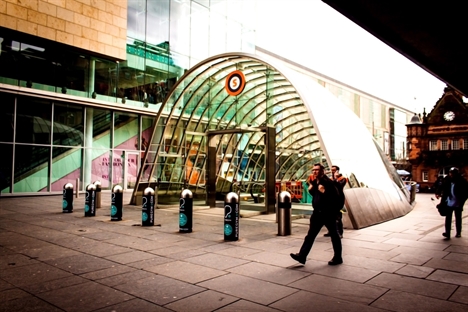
[290,163,343,265]
[435,167,468,239]
[324,165,347,238]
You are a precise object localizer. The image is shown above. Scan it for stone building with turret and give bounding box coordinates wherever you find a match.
[406,86,468,192]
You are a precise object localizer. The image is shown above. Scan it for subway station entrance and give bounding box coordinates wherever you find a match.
[130,52,413,227]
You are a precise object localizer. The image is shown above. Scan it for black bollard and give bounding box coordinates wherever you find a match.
[62,183,74,213]
[94,180,102,208]
[277,191,292,236]
[179,189,193,233]
[84,184,96,217]
[142,187,155,226]
[224,192,239,241]
[111,185,123,221]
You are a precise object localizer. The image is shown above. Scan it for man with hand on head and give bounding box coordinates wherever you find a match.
[290,163,343,265]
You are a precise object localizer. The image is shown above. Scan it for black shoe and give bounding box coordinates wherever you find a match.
[328,258,343,266]
[442,232,449,238]
[323,233,331,237]
[455,233,461,238]
[443,237,451,241]
[290,253,306,264]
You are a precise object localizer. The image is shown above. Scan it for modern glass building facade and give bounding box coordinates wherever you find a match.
[0,0,412,227]
[0,0,256,195]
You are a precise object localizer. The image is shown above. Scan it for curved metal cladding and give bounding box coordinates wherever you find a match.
[133,52,412,226]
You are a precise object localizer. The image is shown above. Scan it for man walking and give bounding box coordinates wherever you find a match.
[290,163,343,265]
[435,167,468,239]
[324,165,347,238]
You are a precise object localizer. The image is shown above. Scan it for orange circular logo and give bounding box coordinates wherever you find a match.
[225,70,246,96]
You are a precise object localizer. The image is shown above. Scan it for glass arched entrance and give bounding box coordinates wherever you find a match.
[130,52,412,228]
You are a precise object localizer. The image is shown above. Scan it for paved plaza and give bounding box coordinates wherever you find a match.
[1,192,467,312]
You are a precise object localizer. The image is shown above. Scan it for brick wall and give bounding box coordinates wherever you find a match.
[0,0,127,60]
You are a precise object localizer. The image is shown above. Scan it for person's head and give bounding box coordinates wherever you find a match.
[331,165,340,177]
[449,167,459,177]
[312,163,325,178]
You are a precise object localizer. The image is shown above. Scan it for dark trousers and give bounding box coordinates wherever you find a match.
[299,211,342,260]
[445,207,462,235]
[337,213,343,236]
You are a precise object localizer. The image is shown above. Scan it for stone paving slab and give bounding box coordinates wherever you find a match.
[1,193,468,311]
[371,290,468,312]
[288,274,388,305]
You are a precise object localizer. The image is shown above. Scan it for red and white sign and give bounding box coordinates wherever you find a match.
[225,70,246,96]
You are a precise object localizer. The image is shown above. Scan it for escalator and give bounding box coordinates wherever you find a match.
[10,111,135,192]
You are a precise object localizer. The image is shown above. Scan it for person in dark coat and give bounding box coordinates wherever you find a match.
[435,167,468,239]
[290,163,343,265]
[324,165,347,238]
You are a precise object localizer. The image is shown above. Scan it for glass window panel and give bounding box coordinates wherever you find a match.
[114,112,139,149]
[51,146,82,192]
[0,93,15,143]
[0,143,13,194]
[14,144,49,193]
[59,52,88,96]
[53,103,84,147]
[452,139,459,150]
[226,20,242,51]
[441,139,448,150]
[0,35,20,86]
[241,27,255,53]
[91,149,111,189]
[190,2,209,60]
[194,0,209,7]
[147,0,170,46]
[170,0,191,57]
[16,97,52,144]
[210,12,226,55]
[464,138,468,149]
[127,0,147,41]
[90,108,111,147]
[422,171,428,182]
[94,59,118,99]
[211,0,227,15]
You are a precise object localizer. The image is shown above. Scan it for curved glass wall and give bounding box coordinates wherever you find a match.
[133,52,408,204]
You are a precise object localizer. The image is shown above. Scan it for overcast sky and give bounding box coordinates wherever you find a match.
[254,0,446,113]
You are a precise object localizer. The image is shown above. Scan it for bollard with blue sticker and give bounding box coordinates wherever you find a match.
[142,187,155,226]
[179,189,193,233]
[224,192,239,241]
[84,184,96,217]
[62,183,74,213]
[111,185,123,221]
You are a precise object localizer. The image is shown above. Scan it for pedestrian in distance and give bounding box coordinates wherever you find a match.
[435,167,468,239]
[290,163,343,266]
[324,165,347,238]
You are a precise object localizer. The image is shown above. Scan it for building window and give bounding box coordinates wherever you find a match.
[429,140,437,151]
[441,139,448,150]
[464,138,468,150]
[452,139,459,150]
[422,171,428,182]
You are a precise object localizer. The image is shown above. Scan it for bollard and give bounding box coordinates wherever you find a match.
[84,184,97,217]
[224,192,239,241]
[179,189,193,233]
[142,187,155,226]
[75,178,80,198]
[111,185,123,221]
[63,183,74,213]
[94,180,102,208]
[277,191,292,236]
